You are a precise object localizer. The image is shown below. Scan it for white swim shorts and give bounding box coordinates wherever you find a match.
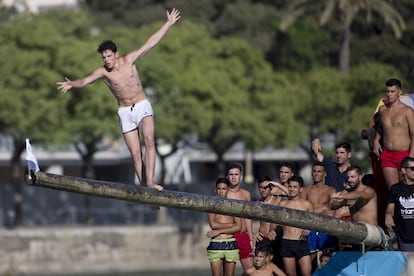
[117,99,154,133]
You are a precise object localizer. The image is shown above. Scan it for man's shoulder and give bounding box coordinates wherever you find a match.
[240,188,251,196]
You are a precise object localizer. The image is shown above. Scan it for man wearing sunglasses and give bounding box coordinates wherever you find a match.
[385,156,414,251]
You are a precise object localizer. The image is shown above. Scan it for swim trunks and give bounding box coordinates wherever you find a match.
[234,231,254,259]
[380,149,409,170]
[307,231,337,253]
[117,99,153,133]
[207,237,240,263]
[280,239,310,259]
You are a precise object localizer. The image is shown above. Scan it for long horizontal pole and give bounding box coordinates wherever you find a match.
[26,171,385,246]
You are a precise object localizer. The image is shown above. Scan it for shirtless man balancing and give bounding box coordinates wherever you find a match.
[373,78,414,189]
[207,177,241,276]
[56,9,181,191]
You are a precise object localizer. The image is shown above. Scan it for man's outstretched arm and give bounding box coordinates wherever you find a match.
[126,8,181,63]
[56,68,103,93]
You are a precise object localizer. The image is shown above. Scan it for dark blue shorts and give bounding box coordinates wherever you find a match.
[307,231,337,252]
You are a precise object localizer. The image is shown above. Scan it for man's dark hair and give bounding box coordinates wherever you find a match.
[312,161,325,168]
[97,40,117,53]
[401,156,414,169]
[227,163,244,174]
[346,165,362,175]
[215,177,230,187]
[288,175,304,187]
[386,78,402,90]
[257,175,272,184]
[335,142,352,153]
[255,244,273,257]
[279,162,295,172]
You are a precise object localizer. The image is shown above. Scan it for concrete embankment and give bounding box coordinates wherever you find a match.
[0,224,211,275]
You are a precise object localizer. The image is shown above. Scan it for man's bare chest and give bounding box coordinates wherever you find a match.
[381,109,407,128]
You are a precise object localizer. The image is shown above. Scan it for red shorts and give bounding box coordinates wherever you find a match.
[380,149,409,170]
[234,231,253,259]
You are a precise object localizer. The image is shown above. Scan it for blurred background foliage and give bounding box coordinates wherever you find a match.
[1,0,413,177]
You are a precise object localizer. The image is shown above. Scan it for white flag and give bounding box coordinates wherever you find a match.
[26,138,40,172]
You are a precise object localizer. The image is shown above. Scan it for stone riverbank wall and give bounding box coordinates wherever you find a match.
[0,224,211,275]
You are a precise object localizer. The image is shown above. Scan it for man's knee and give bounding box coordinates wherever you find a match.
[144,136,155,149]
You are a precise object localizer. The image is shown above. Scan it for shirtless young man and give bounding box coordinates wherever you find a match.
[330,166,378,225]
[243,245,286,276]
[301,162,336,216]
[226,163,254,272]
[56,9,181,191]
[254,176,281,247]
[207,177,242,276]
[279,162,295,187]
[253,176,287,270]
[301,162,337,265]
[279,175,314,276]
[373,78,414,189]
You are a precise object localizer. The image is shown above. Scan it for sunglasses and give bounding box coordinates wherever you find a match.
[404,166,414,171]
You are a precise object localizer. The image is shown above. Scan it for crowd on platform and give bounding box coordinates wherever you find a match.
[205,79,414,276]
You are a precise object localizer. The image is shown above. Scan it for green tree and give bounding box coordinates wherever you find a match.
[0,10,121,225]
[279,0,406,73]
[105,21,299,176]
[0,13,68,226]
[285,68,350,156]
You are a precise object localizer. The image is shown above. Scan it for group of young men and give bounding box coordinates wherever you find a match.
[54,6,414,275]
[205,78,414,275]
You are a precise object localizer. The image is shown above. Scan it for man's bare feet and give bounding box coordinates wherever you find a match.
[148,183,164,191]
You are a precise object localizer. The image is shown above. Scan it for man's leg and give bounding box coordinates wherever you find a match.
[140,116,163,191]
[123,129,144,184]
[298,255,312,276]
[283,257,297,276]
[240,257,253,273]
[382,167,400,189]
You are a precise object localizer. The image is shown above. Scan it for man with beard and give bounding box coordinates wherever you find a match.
[330,166,377,225]
[311,139,352,192]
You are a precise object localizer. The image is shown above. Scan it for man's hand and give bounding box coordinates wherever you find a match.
[56,77,72,93]
[166,8,181,25]
[207,229,219,238]
[385,213,395,229]
[373,140,382,158]
[311,138,324,161]
[253,232,264,242]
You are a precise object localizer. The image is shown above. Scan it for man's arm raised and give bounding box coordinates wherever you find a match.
[126,8,180,63]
